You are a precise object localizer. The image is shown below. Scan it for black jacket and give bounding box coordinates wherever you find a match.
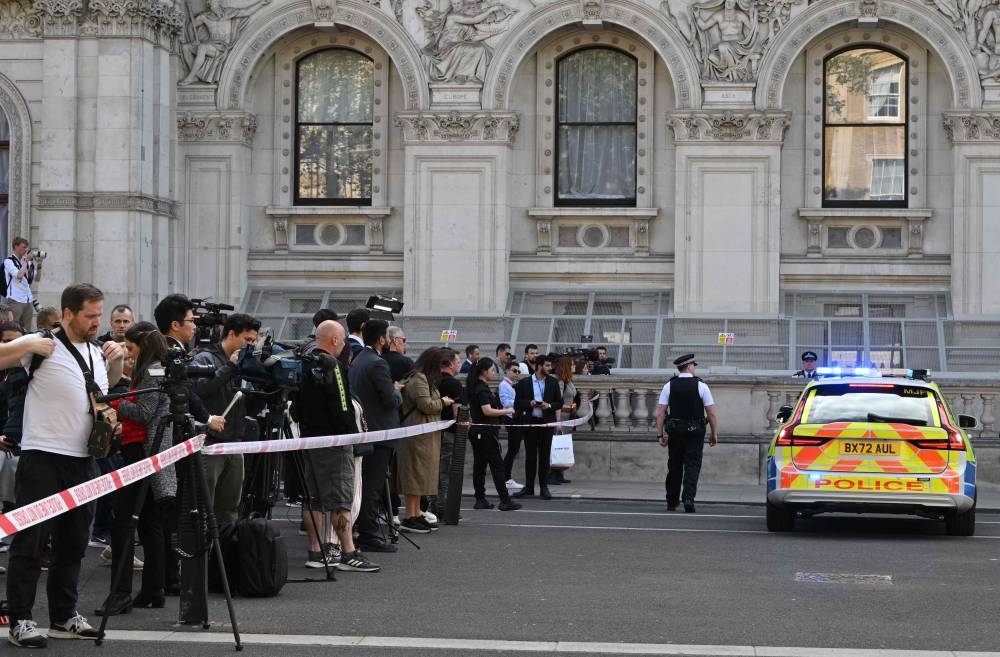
[383,350,413,383]
[297,348,356,438]
[514,374,563,424]
[347,347,401,432]
[165,335,210,423]
[191,344,245,443]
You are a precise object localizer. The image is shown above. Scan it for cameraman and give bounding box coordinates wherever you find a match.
[191,313,259,525]
[590,346,613,375]
[297,320,379,572]
[153,294,223,434]
[3,238,36,330]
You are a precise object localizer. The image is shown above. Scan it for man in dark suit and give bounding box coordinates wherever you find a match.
[345,308,370,363]
[512,354,562,500]
[347,319,402,552]
[434,348,463,515]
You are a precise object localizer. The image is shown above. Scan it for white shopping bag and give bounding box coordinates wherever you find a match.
[550,433,575,469]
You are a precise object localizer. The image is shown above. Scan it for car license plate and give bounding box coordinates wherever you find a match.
[839,441,901,457]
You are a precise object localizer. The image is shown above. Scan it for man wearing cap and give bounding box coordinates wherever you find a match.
[794,351,819,378]
[655,354,718,513]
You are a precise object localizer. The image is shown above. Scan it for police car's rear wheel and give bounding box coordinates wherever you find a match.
[945,502,975,537]
[766,500,796,532]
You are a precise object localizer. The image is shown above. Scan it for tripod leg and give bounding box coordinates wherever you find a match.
[191,450,242,649]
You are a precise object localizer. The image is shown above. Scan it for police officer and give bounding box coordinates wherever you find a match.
[654,354,718,513]
[794,351,819,379]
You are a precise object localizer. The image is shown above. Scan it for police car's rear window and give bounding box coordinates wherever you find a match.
[804,383,939,426]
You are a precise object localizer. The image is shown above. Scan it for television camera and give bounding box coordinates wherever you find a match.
[190,298,235,346]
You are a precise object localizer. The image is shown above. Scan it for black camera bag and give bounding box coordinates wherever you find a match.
[235,515,287,597]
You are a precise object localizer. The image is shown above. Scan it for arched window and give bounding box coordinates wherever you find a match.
[295,49,374,205]
[0,111,8,245]
[823,47,907,207]
[556,48,637,206]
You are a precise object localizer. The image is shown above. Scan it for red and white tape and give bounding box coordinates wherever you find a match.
[201,419,456,456]
[0,437,204,540]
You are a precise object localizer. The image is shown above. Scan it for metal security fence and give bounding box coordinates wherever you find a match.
[240,288,1000,372]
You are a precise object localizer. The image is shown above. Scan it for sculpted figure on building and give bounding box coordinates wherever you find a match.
[180,0,272,86]
[416,0,518,84]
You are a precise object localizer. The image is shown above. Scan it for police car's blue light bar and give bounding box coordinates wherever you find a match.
[814,366,880,377]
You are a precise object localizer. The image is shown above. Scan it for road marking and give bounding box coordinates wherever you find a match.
[469,522,1000,539]
[795,572,892,584]
[95,630,1000,656]
[463,509,766,519]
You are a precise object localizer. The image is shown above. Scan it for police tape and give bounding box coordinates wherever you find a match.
[0,437,204,541]
[200,419,457,456]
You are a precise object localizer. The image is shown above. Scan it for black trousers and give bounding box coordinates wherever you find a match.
[111,443,169,596]
[6,450,98,625]
[502,424,521,481]
[469,426,509,500]
[356,443,394,542]
[522,422,554,492]
[665,430,706,505]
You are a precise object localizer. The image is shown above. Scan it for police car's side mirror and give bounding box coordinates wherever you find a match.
[957,414,980,430]
[776,405,794,423]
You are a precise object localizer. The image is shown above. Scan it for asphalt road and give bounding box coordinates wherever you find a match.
[5,498,1000,656]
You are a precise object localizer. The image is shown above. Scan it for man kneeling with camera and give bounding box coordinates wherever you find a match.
[295,320,379,573]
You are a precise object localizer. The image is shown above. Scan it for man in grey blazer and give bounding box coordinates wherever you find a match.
[347,319,403,552]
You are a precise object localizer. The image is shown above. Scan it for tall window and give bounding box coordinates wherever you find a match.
[823,47,907,207]
[0,111,9,245]
[295,49,374,205]
[556,48,637,206]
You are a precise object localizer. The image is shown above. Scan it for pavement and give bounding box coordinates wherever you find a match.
[465,478,1000,510]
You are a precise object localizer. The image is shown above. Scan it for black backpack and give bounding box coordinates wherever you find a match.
[235,516,287,597]
[0,256,32,298]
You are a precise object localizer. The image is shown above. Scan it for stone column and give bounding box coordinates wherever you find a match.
[396,111,519,314]
[666,110,790,315]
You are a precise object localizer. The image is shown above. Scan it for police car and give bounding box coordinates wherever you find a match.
[765,368,979,535]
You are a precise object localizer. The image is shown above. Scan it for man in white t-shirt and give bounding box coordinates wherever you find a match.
[3,283,125,648]
[654,354,719,514]
[3,237,36,331]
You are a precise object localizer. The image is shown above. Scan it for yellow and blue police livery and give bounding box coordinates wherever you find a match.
[766,368,978,535]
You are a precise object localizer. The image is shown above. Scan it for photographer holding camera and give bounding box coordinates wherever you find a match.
[191,313,260,525]
[3,238,38,330]
[4,283,125,648]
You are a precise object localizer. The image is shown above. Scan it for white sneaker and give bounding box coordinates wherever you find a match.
[99,546,143,569]
[9,620,46,648]
[422,510,438,524]
[505,479,523,490]
[392,515,400,527]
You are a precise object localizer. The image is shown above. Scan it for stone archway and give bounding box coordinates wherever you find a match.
[481,0,702,111]
[755,0,982,110]
[0,73,31,243]
[217,0,430,111]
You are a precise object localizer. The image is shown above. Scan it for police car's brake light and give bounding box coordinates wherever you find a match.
[911,403,965,450]
[776,434,826,446]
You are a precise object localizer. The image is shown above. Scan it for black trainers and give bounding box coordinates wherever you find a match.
[8,620,46,648]
[400,517,431,534]
[337,550,380,572]
[497,499,522,511]
[684,502,696,513]
[473,498,494,510]
[47,613,100,640]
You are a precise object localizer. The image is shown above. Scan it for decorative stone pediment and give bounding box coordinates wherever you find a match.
[177,111,258,145]
[667,110,791,143]
[395,111,519,145]
[29,0,182,41]
[943,112,1000,143]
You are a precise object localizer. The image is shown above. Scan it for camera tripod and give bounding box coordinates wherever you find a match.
[94,375,242,650]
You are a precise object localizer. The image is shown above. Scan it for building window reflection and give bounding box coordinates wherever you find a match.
[823,47,907,207]
[555,47,637,207]
[295,49,374,205]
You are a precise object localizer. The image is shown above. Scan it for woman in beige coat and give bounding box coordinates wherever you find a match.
[398,347,457,533]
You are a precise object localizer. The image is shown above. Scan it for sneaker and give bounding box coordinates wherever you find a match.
[473,498,495,510]
[98,546,143,569]
[419,515,439,532]
[392,515,400,528]
[422,510,438,524]
[305,551,331,569]
[498,499,522,511]
[8,620,46,648]
[324,543,342,564]
[0,542,10,553]
[88,535,109,549]
[505,479,523,490]
[399,517,431,534]
[337,550,380,573]
[47,613,100,640]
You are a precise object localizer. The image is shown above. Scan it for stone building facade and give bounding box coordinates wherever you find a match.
[2,0,1000,370]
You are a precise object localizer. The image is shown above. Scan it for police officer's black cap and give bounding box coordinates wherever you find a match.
[801,351,818,361]
[673,354,697,368]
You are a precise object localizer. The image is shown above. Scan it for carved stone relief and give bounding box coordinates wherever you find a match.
[666,110,791,141]
[942,111,1000,142]
[0,1,42,38]
[665,0,802,82]
[29,0,183,41]
[414,0,519,84]
[395,110,519,143]
[177,111,259,145]
[180,0,273,85]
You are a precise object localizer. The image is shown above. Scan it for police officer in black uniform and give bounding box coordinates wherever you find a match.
[655,354,719,513]
[794,351,820,379]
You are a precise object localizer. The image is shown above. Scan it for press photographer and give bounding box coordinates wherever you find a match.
[3,237,42,330]
[191,313,260,525]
